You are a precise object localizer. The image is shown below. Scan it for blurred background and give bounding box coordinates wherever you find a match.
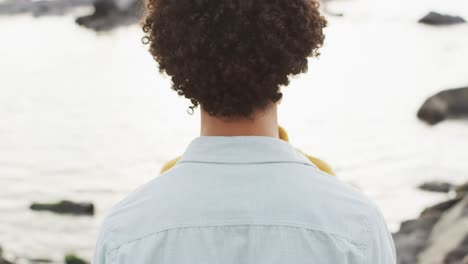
[0,0,467,263]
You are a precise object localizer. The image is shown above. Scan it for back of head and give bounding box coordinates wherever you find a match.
[142,0,327,119]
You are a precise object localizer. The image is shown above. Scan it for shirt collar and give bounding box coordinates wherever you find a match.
[178,135,317,168]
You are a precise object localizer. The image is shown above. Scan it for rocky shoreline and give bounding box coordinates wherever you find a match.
[0,0,93,16]
[0,251,88,264]
[2,0,465,32]
[0,0,144,31]
[394,182,468,263]
[0,200,94,264]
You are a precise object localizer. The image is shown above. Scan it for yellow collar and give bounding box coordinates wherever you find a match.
[160,125,335,176]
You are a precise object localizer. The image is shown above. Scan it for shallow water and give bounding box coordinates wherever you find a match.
[1,0,468,261]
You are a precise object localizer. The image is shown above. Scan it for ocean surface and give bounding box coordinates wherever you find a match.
[1,0,468,261]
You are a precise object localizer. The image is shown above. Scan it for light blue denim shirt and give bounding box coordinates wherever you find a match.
[93,136,396,264]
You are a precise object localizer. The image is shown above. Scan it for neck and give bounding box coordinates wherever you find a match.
[200,103,279,138]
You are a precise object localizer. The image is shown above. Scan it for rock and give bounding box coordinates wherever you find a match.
[0,0,143,31]
[0,246,14,264]
[393,213,443,264]
[75,0,144,31]
[0,257,14,264]
[457,182,468,198]
[418,181,453,193]
[393,229,429,264]
[418,11,466,25]
[0,0,93,16]
[394,191,468,263]
[30,200,94,215]
[420,198,462,217]
[28,258,53,263]
[417,197,468,264]
[65,254,88,264]
[0,259,13,264]
[417,87,468,125]
[393,197,464,264]
[444,234,468,264]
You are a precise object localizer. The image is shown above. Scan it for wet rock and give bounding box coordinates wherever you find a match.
[420,198,462,217]
[417,87,468,125]
[457,182,468,198]
[418,181,453,193]
[0,246,14,264]
[0,0,93,16]
[393,212,443,264]
[75,0,144,31]
[0,257,14,264]
[393,197,464,264]
[65,254,88,264]
[418,197,468,263]
[0,0,143,31]
[30,200,94,216]
[418,11,466,25]
[28,258,53,263]
[444,234,468,264]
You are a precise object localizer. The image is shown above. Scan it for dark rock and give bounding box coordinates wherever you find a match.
[28,258,53,263]
[0,259,13,264]
[417,87,468,125]
[0,257,14,264]
[420,198,462,217]
[417,197,468,263]
[418,11,466,25]
[0,246,14,264]
[393,212,443,264]
[444,234,468,263]
[419,181,453,193]
[65,254,87,264]
[75,0,144,31]
[0,0,143,31]
[393,229,430,264]
[393,198,463,264]
[398,213,442,234]
[456,182,468,198]
[0,0,93,16]
[30,200,94,216]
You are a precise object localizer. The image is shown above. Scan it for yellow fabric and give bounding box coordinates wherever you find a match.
[302,152,335,176]
[159,156,182,174]
[278,125,335,176]
[160,126,335,176]
[278,125,290,142]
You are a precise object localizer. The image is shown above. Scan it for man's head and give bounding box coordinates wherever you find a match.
[142,0,326,119]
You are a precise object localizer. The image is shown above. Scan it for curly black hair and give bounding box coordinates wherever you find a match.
[142,0,326,119]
